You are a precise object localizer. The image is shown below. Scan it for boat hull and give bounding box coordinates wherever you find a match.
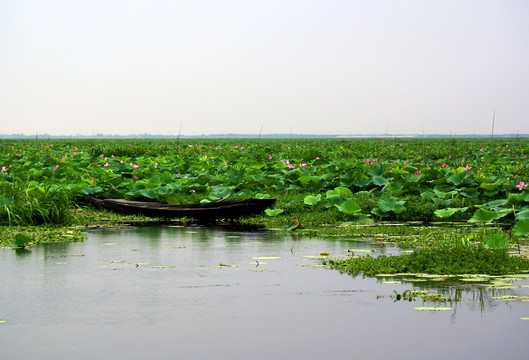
[86,197,276,220]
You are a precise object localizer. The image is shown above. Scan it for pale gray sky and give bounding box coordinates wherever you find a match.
[1,0,528,136]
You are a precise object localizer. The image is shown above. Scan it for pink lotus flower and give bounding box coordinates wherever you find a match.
[442,163,448,168]
[465,165,472,171]
[516,181,528,191]
[415,171,421,175]
[269,156,273,160]
[91,177,95,182]
[104,162,110,167]
[132,164,139,168]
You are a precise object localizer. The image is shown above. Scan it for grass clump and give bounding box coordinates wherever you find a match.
[327,245,529,277]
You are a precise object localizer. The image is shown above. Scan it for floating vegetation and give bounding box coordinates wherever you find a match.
[96,265,108,268]
[301,255,329,260]
[107,260,125,263]
[252,256,282,260]
[8,234,34,249]
[226,235,241,239]
[249,268,267,272]
[213,264,239,268]
[391,289,449,302]
[344,249,376,253]
[147,265,175,269]
[249,242,262,245]
[297,264,326,268]
[329,246,529,278]
[320,251,329,256]
[460,277,490,282]
[492,295,520,301]
[131,249,142,251]
[383,281,401,284]
[0,319,6,324]
[103,243,117,246]
[69,254,85,257]
[55,262,69,265]
[413,306,453,311]
[521,317,529,320]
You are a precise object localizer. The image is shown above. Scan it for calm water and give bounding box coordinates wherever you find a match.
[1,226,528,360]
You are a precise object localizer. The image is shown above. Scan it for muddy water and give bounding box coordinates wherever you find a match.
[1,226,528,359]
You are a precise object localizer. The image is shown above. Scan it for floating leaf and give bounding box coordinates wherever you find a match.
[147,265,175,269]
[8,234,33,248]
[213,264,239,268]
[252,256,282,260]
[345,249,375,253]
[413,307,452,311]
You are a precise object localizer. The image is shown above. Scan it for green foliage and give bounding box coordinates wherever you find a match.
[512,219,529,237]
[9,234,33,248]
[1,137,529,227]
[328,246,529,277]
[303,194,321,206]
[483,234,510,250]
[265,208,284,217]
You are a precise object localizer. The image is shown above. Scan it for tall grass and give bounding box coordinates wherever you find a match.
[0,181,72,225]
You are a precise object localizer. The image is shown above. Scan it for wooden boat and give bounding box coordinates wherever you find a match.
[85,196,276,220]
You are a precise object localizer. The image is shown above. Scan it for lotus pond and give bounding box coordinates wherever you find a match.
[1,226,528,359]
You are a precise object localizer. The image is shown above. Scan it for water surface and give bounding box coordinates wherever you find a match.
[1,226,528,359]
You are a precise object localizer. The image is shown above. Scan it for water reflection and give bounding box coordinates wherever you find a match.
[1,225,528,360]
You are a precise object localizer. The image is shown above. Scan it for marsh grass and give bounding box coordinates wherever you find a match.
[0,182,72,225]
[327,245,529,277]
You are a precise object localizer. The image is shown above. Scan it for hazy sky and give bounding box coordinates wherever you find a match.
[1,0,528,136]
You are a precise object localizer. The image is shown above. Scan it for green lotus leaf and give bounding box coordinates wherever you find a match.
[372,175,389,186]
[335,200,362,215]
[304,194,321,206]
[265,208,284,217]
[512,219,529,237]
[468,208,499,223]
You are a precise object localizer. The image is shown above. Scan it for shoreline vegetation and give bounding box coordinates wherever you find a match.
[2,137,529,275]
